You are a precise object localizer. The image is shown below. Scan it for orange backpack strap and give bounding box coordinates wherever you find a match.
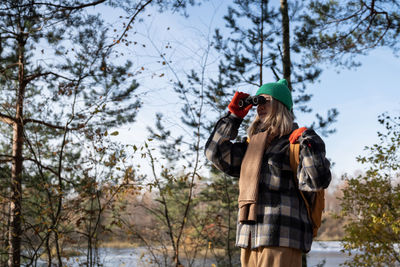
[312,190,325,236]
[289,138,316,236]
[289,130,301,179]
[289,142,312,216]
[289,133,325,238]
[289,142,300,173]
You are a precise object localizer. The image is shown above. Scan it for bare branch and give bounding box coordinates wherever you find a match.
[23,157,79,187]
[0,112,16,125]
[23,158,58,177]
[24,71,76,84]
[108,0,154,49]
[0,0,106,11]
[146,147,178,254]
[23,118,82,131]
[0,63,19,74]
[323,6,366,25]
[270,66,281,81]
[0,154,13,163]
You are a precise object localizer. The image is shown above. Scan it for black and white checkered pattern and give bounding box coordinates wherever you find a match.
[204,113,331,253]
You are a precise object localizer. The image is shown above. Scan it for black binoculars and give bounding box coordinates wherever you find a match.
[238,95,267,108]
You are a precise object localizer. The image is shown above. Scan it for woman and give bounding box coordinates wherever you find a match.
[204,79,331,267]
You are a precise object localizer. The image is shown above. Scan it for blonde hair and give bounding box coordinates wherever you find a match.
[247,98,294,138]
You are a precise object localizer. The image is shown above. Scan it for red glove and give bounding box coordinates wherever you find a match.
[228,91,252,118]
[289,127,307,144]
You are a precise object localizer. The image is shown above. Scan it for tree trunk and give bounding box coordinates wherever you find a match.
[280,1,306,265]
[259,0,264,86]
[280,0,292,90]
[2,199,11,265]
[46,234,52,267]
[224,174,233,267]
[9,36,26,267]
[9,117,23,267]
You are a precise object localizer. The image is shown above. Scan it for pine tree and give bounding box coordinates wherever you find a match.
[205,0,338,137]
[297,0,400,67]
[0,1,141,265]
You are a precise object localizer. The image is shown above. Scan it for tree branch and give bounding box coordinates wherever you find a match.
[24,71,76,84]
[0,63,19,74]
[0,112,16,125]
[23,158,58,177]
[323,6,365,25]
[0,154,13,163]
[0,0,106,11]
[108,0,154,49]
[270,66,281,80]
[23,118,82,131]
[23,157,78,186]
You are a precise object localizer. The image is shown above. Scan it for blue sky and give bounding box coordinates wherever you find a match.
[299,48,400,177]
[101,1,400,183]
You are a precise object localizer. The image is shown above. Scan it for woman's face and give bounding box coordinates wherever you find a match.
[256,94,273,119]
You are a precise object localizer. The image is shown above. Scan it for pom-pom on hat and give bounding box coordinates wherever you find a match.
[256,79,293,110]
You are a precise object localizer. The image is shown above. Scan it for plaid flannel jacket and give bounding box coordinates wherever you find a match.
[205,113,331,252]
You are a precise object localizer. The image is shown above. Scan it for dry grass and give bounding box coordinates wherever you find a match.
[316,212,346,241]
[98,240,140,248]
[38,248,82,260]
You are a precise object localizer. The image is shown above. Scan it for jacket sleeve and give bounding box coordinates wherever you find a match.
[297,129,331,192]
[204,113,247,178]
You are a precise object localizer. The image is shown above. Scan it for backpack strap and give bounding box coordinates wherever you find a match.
[289,140,314,226]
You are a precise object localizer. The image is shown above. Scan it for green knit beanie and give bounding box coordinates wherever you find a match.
[255,79,293,110]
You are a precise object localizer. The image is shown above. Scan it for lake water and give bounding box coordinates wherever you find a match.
[32,241,353,267]
[307,241,352,267]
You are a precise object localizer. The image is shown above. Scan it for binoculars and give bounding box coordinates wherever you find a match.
[238,95,267,108]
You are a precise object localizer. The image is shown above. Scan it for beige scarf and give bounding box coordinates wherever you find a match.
[238,130,270,223]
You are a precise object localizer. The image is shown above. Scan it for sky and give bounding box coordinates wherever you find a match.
[99,1,400,185]
[298,48,400,178]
